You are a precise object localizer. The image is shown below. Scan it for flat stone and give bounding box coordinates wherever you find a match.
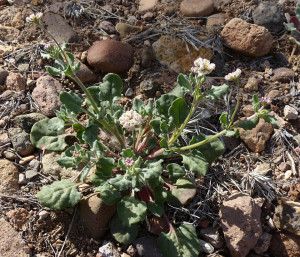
[0,159,19,193]
[138,0,158,12]
[32,75,63,117]
[80,195,117,239]
[43,12,80,43]
[5,73,26,91]
[220,193,262,257]
[268,89,280,99]
[0,218,29,257]
[25,169,39,180]
[152,35,213,73]
[180,0,214,17]
[87,40,134,73]
[284,105,298,120]
[271,67,295,82]
[239,118,274,153]
[221,18,273,57]
[252,2,285,33]
[199,239,214,253]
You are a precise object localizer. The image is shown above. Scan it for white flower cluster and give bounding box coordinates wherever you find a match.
[191,58,215,76]
[225,68,242,81]
[119,110,143,131]
[26,12,43,23]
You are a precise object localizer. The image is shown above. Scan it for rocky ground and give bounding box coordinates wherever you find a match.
[0,0,299,256]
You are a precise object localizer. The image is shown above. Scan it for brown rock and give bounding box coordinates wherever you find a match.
[253,232,272,254]
[0,218,29,257]
[221,18,273,57]
[0,159,19,193]
[244,77,259,92]
[6,208,29,231]
[87,40,134,73]
[220,193,262,257]
[32,75,62,116]
[239,118,274,152]
[288,183,300,201]
[0,0,8,5]
[79,195,117,239]
[141,45,154,68]
[138,0,158,12]
[75,60,98,84]
[99,20,118,34]
[115,22,142,38]
[11,12,24,29]
[180,0,214,17]
[268,89,280,99]
[271,67,295,82]
[0,25,20,42]
[5,73,26,91]
[206,13,228,27]
[43,12,80,43]
[242,104,255,117]
[152,35,213,73]
[0,132,10,147]
[268,231,300,257]
[273,199,300,236]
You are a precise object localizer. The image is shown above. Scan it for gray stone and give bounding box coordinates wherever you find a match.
[43,12,80,43]
[98,241,120,257]
[125,88,134,97]
[180,0,214,17]
[99,20,118,34]
[253,232,272,254]
[0,68,8,84]
[28,159,40,171]
[252,2,285,33]
[199,239,214,253]
[8,128,34,156]
[133,236,163,257]
[25,169,39,180]
[220,193,262,257]
[140,79,158,97]
[271,67,295,82]
[18,173,26,185]
[11,113,47,133]
[141,45,154,68]
[200,226,224,249]
[5,73,26,91]
[284,105,298,120]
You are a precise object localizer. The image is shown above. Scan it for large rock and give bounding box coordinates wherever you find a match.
[273,199,300,236]
[0,159,19,193]
[252,2,285,33]
[180,0,214,17]
[152,35,213,73]
[75,60,98,84]
[221,18,273,57]
[271,67,295,82]
[43,12,80,43]
[79,195,117,239]
[32,75,63,117]
[239,118,274,153]
[11,113,47,133]
[8,128,35,156]
[87,40,134,73]
[220,193,262,257]
[5,73,26,91]
[0,218,29,257]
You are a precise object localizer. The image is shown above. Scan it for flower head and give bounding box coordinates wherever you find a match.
[191,58,215,76]
[26,12,43,24]
[119,110,143,131]
[73,150,79,157]
[125,157,135,167]
[225,68,242,82]
[44,43,51,50]
[261,97,271,104]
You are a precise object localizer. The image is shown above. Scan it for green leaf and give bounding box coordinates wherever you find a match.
[91,141,105,158]
[220,112,228,127]
[96,157,115,177]
[150,118,162,135]
[167,163,185,181]
[262,114,279,126]
[148,201,164,217]
[156,94,177,118]
[167,178,196,207]
[60,91,84,114]
[96,183,121,205]
[99,73,123,105]
[30,117,68,151]
[46,66,62,76]
[57,157,77,168]
[66,52,75,66]
[133,98,145,113]
[177,74,193,93]
[236,116,259,130]
[117,196,147,226]
[157,224,200,257]
[140,160,164,181]
[225,130,236,137]
[82,125,98,147]
[36,179,81,210]
[206,84,229,100]
[110,214,138,244]
[189,134,225,163]
[252,94,260,113]
[80,164,92,183]
[168,98,189,128]
[168,84,184,98]
[109,174,131,191]
[181,150,208,175]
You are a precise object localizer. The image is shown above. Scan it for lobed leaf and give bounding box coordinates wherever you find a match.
[60,91,84,114]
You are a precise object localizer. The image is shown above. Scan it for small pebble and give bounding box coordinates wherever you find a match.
[125,88,134,97]
[284,170,292,180]
[18,173,27,185]
[39,210,50,220]
[19,155,35,165]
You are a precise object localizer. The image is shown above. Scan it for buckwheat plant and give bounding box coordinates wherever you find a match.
[28,13,279,257]
[284,7,300,46]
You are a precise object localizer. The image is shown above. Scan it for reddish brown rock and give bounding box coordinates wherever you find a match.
[87,40,134,73]
[180,0,214,17]
[32,75,62,117]
[221,18,273,57]
[239,118,274,153]
[220,193,262,257]
[271,67,295,82]
[6,208,29,231]
[5,73,26,91]
[75,60,98,84]
[0,159,19,193]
